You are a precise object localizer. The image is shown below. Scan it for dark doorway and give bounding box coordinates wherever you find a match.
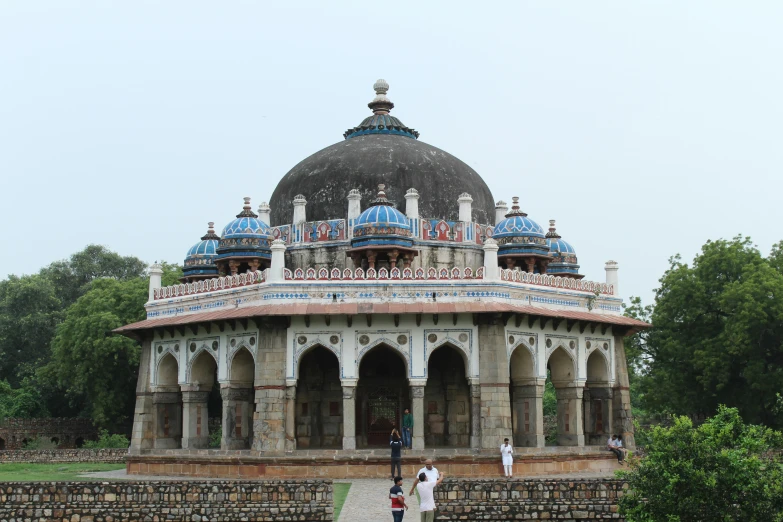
[296,346,343,448]
[357,346,409,447]
[0,438,5,450]
[424,346,470,447]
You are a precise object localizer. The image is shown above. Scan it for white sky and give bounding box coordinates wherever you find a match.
[1,1,781,305]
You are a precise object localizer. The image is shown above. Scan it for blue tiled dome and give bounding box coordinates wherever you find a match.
[351,185,413,250]
[493,215,545,239]
[217,198,273,263]
[494,197,550,259]
[183,223,220,280]
[545,220,581,277]
[547,237,576,256]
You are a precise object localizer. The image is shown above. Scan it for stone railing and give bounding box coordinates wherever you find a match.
[153,270,265,300]
[0,448,127,463]
[434,478,628,521]
[285,265,484,281]
[501,268,614,295]
[0,480,333,521]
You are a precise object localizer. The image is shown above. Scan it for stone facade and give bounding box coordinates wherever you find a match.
[0,418,96,450]
[0,449,126,464]
[0,480,333,522]
[434,478,628,521]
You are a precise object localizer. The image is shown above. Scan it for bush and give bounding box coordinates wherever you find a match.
[82,429,129,449]
[209,425,222,448]
[22,437,58,450]
[618,406,783,522]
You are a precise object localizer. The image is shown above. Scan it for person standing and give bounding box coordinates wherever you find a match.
[500,437,514,478]
[415,470,445,522]
[408,459,439,495]
[389,476,408,522]
[402,408,413,449]
[390,429,403,480]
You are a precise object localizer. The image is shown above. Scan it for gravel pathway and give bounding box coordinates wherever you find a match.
[336,478,419,522]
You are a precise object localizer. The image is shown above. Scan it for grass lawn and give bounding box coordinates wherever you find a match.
[0,463,126,482]
[334,482,351,520]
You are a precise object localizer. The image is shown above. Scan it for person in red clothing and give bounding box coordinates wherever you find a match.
[389,476,408,521]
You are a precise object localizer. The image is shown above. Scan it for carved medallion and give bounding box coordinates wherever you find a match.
[230,338,236,347]
[297,335,307,345]
[528,337,535,346]
[330,335,340,345]
[157,345,163,354]
[569,340,576,350]
[586,341,591,349]
[211,341,219,351]
[427,333,438,343]
[545,339,552,348]
[603,342,609,350]
[508,335,515,344]
[174,344,179,352]
[359,335,370,346]
[249,337,256,346]
[459,333,469,343]
[397,335,408,345]
[190,343,196,353]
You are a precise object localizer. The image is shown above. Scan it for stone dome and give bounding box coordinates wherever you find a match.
[269,80,495,226]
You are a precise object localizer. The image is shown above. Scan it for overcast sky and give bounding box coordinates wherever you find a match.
[1,1,781,305]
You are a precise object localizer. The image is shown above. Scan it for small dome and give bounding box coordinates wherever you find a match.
[183,222,220,280]
[545,220,581,277]
[492,197,545,239]
[222,197,272,239]
[352,185,413,250]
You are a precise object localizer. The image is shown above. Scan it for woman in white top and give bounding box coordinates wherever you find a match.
[500,438,514,478]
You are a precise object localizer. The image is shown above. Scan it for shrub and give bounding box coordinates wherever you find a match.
[618,405,783,522]
[208,425,222,448]
[22,437,58,450]
[82,429,129,449]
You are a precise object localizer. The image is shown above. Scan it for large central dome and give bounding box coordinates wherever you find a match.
[269,80,495,226]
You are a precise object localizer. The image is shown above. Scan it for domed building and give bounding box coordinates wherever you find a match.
[118,79,648,480]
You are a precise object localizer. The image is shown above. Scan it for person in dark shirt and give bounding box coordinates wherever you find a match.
[402,408,413,449]
[390,429,403,480]
[389,475,408,521]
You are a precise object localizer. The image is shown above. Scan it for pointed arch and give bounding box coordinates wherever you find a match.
[156,353,179,387]
[586,348,610,385]
[547,346,576,387]
[426,340,470,378]
[357,341,409,378]
[229,347,255,385]
[509,344,536,384]
[189,349,218,388]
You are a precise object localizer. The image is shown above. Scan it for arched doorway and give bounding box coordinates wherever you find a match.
[296,346,342,448]
[184,350,221,449]
[547,347,583,446]
[0,437,5,450]
[424,345,470,447]
[509,344,543,447]
[154,353,183,449]
[357,345,409,447]
[584,349,612,445]
[223,347,255,449]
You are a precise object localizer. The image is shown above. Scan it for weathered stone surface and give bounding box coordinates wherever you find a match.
[269,134,495,226]
[0,480,333,521]
[0,449,126,464]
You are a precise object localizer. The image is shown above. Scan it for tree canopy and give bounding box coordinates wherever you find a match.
[631,236,783,428]
[619,406,783,522]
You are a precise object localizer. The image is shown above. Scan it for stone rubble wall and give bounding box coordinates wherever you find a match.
[0,418,96,450]
[0,480,333,522]
[434,478,628,521]
[0,449,127,464]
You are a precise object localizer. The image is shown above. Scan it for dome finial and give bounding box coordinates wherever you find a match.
[505,196,528,218]
[546,219,561,239]
[369,183,393,207]
[200,221,220,240]
[236,197,259,218]
[368,79,394,115]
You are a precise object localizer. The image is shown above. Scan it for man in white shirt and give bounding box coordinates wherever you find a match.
[607,434,623,463]
[415,470,445,522]
[408,459,439,496]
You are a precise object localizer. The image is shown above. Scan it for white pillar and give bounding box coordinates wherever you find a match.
[495,200,508,226]
[347,189,362,220]
[405,188,420,219]
[148,263,163,301]
[605,260,619,297]
[257,202,271,226]
[458,192,473,222]
[269,240,287,282]
[292,194,307,225]
[483,238,499,281]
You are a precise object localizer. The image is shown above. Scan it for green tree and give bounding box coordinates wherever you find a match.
[0,378,49,419]
[641,237,783,427]
[619,406,783,522]
[43,263,181,428]
[0,274,62,385]
[40,244,147,307]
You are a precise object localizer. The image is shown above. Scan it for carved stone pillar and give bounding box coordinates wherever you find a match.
[478,319,513,449]
[612,335,635,449]
[228,260,240,275]
[411,385,425,450]
[511,381,545,447]
[130,340,154,454]
[342,385,357,450]
[285,385,297,452]
[220,387,253,450]
[181,390,210,449]
[470,383,481,449]
[152,391,182,449]
[555,386,585,446]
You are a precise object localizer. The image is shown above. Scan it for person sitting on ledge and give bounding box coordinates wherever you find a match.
[607,434,623,463]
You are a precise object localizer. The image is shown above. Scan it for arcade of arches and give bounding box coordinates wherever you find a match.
[144,333,625,452]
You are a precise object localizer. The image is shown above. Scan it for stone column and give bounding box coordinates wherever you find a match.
[584,387,613,445]
[478,318,513,449]
[129,339,154,453]
[411,385,425,450]
[470,383,482,449]
[181,389,210,449]
[252,322,288,453]
[220,387,253,450]
[285,385,297,451]
[612,335,635,449]
[511,380,545,447]
[342,385,357,450]
[152,391,182,449]
[555,386,585,446]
